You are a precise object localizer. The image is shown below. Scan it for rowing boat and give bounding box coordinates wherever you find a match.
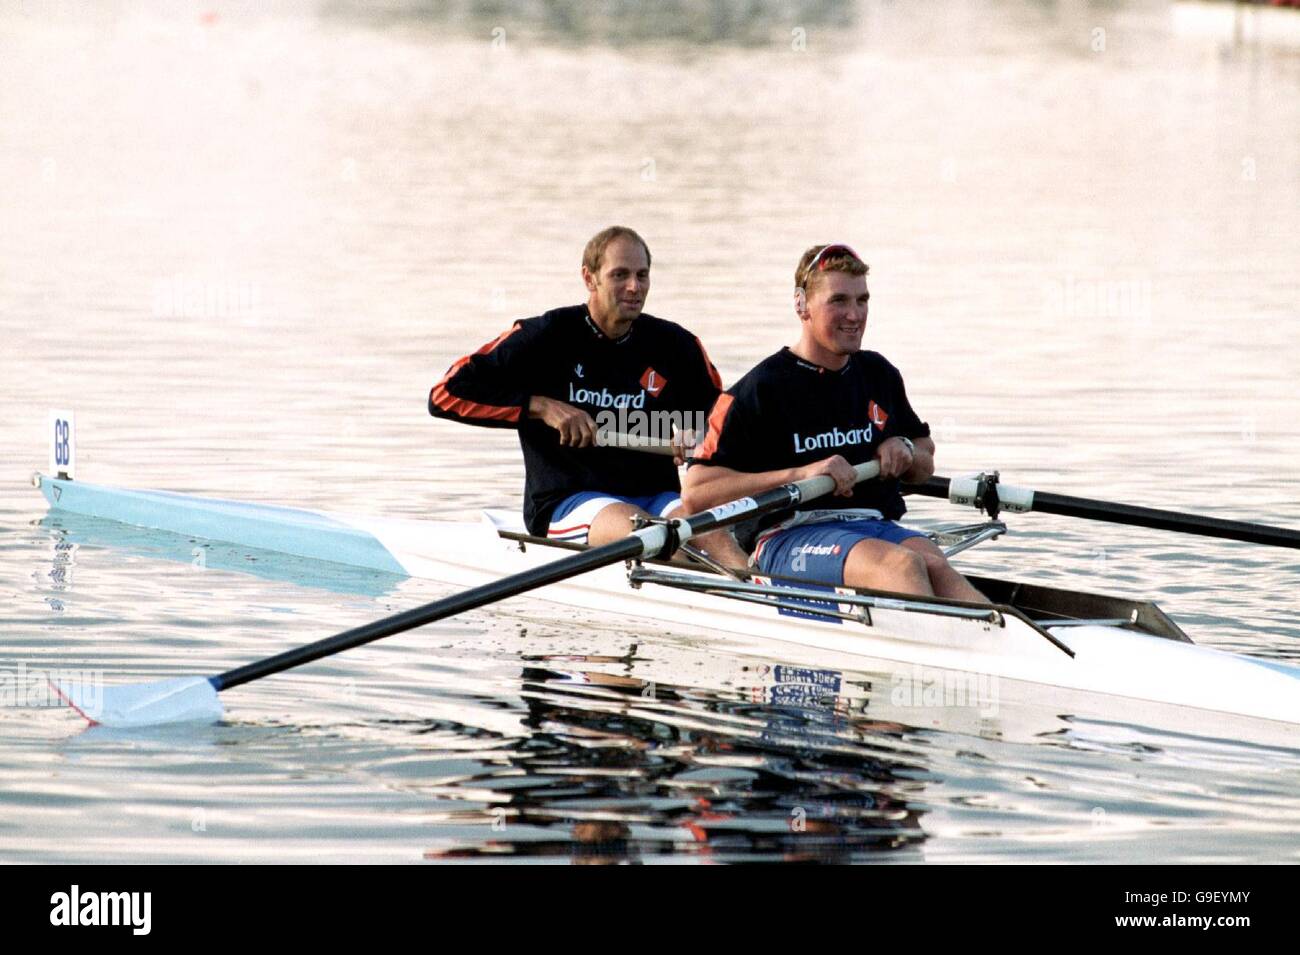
[32,471,1300,740]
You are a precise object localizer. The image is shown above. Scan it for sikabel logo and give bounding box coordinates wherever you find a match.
[49,885,151,936]
[568,382,646,409]
[792,424,872,454]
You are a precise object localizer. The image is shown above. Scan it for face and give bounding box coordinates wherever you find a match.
[584,236,650,334]
[797,270,869,357]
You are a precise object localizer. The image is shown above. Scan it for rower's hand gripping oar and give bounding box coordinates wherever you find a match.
[908,471,1300,550]
[56,462,883,728]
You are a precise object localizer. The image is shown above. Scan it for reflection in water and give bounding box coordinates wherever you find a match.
[424,654,927,863]
[324,0,859,46]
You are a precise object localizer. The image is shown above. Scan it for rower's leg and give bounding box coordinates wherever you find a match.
[842,539,935,596]
[900,537,990,603]
[587,502,652,547]
[663,505,750,569]
[587,502,749,568]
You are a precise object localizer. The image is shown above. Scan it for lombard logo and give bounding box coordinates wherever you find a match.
[569,382,646,409]
[792,424,872,454]
[794,543,841,558]
[790,542,841,572]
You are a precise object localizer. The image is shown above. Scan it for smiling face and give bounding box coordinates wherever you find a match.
[795,270,869,368]
[583,235,650,339]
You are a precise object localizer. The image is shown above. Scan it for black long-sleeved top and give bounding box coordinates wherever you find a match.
[691,347,931,533]
[430,304,722,534]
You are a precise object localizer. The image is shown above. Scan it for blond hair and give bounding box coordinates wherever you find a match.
[795,244,868,291]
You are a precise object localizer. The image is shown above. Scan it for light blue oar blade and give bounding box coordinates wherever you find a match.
[54,676,223,728]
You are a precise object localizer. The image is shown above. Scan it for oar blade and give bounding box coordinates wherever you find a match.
[53,676,223,728]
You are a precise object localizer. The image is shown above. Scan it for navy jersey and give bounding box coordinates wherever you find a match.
[691,347,930,527]
[429,305,722,534]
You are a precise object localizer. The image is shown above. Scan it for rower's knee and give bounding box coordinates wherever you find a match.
[901,537,989,603]
[921,550,951,576]
[884,545,929,581]
[903,537,950,574]
[587,503,648,547]
[844,540,930,592]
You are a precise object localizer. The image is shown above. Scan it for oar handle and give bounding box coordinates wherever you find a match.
[594,431,677,456]
[795,460,882,503]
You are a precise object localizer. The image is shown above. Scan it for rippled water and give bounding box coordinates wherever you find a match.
[2,0,1299,863]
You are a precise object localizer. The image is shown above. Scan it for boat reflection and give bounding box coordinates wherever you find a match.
[423,652,930,863]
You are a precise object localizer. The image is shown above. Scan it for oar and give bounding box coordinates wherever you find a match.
[55,462,882,729]
[908,472,1300,549]
[594,431,677,456]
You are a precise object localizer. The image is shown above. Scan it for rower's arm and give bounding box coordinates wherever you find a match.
[908,436,936,482]
[428,321,539,429]
[682,460,829,513]
[884,435,935,483]
[527,395,598,447]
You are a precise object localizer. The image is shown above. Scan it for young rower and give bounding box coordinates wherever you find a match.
[682,244,988,601]
[429,226,748,564]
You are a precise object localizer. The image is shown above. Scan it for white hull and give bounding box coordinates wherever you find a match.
[367,515,1300,731]
[35,474,1300,742]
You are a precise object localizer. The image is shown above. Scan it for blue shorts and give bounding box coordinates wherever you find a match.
[754,518,928,586]
[547,491,681,544]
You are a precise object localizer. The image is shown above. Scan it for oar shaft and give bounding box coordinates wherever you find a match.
[215,536,646,690]
[673,460,879,539]
[910,476,1300,550]
[215,460,881,691]
[1031,490,1300,549]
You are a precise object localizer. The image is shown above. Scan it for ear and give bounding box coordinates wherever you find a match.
[581,265,597,292]
[793,286,809,319]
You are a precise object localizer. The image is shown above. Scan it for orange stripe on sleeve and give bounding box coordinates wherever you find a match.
[693,336,724,390]
[428,323,524,424]
[429,386,521,423]
[691,393,733,462]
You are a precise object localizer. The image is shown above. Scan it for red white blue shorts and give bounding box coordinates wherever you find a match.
[547,491,681,544]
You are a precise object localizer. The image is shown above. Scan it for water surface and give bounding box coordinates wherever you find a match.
[2,0,1298,863]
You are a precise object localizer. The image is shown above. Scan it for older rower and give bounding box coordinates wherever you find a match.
[430,226,747,565]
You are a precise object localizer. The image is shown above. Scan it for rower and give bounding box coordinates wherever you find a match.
[682,243,988,601]
[429,226,749,566]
